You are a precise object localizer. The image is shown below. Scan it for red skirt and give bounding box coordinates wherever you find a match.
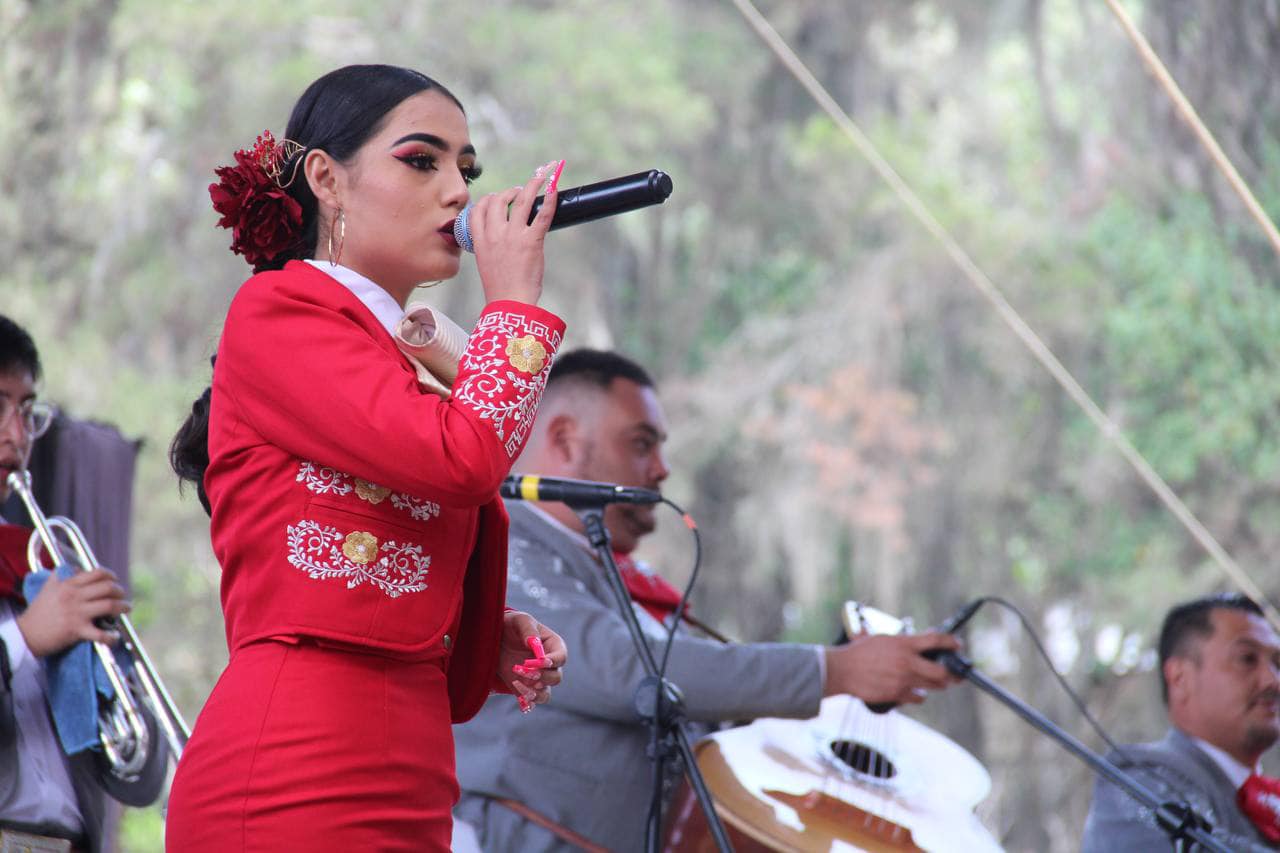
[165,639,456,852]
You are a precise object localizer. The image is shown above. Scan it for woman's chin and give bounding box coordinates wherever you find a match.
[414,257,460,287]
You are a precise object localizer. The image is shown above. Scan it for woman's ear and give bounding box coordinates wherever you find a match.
[304,149,343,212]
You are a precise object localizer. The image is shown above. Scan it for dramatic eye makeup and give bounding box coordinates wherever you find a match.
[390,133,482,184]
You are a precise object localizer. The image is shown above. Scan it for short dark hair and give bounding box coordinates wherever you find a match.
[0,315,41,380]
[265,65,464,269]
[547,349,654,391]
[1158,593,1265,703]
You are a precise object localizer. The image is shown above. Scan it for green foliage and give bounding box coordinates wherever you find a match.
[1088,194,1280,482]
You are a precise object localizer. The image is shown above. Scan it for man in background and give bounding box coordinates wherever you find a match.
[454,348,959,851]
[1082,593,1280,851]
[0,314,167,853]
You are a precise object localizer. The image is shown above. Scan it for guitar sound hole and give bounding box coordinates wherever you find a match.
[829,739,896,780]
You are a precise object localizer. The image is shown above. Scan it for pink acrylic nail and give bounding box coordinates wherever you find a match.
[546,160,566,195]
[526,636,546,659]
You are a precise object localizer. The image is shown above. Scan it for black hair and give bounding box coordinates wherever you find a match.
[546,348,655,391]
[1157,592,1265,703]
[169,382,212,516]
[173,66,461,512]
[0,315,41,381]
[265,64,464,270]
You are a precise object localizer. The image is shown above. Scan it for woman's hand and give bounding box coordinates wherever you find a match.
[495,609,567,713]
[469,160,564,306]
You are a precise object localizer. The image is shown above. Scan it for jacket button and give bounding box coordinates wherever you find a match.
[442,634,452,650]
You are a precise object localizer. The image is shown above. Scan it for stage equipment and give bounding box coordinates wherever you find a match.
[500,474,661,506]
[453,169,674,252]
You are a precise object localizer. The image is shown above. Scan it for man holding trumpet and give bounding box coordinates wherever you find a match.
[0,314,167,853]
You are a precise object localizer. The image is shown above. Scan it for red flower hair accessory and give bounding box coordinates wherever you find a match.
[209,131,306,272]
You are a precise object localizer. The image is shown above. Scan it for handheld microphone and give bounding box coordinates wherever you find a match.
[453,169,674,253]
[863,599,984,715]
[500,475,662,507]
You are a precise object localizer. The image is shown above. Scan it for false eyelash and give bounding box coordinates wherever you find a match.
[397,153,438,172]
[462,164,483,185]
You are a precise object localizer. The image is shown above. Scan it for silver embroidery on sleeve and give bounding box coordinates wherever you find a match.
[286,519,430,598]
[508,539,569,610]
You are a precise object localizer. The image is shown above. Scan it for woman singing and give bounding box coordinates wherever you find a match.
[165,64,568,851]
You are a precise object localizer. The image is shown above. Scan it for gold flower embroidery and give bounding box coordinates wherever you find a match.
[342,531,379,564]
[506,335,547,374]
[354,479,391,505]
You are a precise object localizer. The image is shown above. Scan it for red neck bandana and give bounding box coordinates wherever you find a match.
[0,524,33,604]
[613,551,687,623]
[1239,772,1280,842]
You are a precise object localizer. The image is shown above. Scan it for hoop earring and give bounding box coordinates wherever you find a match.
[328,209,346,267]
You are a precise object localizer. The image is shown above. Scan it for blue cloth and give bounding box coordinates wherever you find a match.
[22,563,127,755]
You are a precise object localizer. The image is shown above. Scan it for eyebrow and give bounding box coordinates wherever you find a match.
[1233,637,1280,655]
[631,423,667,442]
[390,133,476,157]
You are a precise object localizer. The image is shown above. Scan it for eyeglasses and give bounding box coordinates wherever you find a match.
[0,398,56,439]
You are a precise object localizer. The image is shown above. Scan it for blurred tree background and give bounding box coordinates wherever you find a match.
[3,0,1279,849]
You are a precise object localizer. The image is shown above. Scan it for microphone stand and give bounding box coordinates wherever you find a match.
[929,650,1232,853]
[573,505,734,853]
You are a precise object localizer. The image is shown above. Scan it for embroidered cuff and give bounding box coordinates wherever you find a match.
[452,301,566,459]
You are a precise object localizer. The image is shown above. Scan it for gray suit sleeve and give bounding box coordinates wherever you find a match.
[506,537,823,723]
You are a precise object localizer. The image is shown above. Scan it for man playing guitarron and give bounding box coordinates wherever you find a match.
[453,348,962,852]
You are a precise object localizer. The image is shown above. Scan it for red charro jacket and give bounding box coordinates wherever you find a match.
[206,261,563,722]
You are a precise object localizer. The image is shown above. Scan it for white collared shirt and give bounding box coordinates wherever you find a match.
[0,532,84,834]
[304,260,403,337]
[1192,734,1257,790]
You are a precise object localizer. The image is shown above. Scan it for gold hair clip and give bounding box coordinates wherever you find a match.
[262,138,306,190]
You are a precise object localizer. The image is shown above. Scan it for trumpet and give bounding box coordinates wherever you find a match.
[6,469,189,779]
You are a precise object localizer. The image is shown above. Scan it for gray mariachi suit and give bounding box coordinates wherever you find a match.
[453,502,824,852]
[0,636,169,853]
[1081,727,1276,852]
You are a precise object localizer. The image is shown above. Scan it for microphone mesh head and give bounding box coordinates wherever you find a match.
[452,205,474,253]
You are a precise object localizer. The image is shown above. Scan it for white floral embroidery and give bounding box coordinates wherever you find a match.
[286,519,429,598]
[452,310,562,458]
[296,461,353,496]
[296,462,442,522]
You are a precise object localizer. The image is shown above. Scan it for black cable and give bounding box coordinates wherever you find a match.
[973,596,1123,755]
[657,497,702,679]
[642,497,703,851]
[956,596,1213,841]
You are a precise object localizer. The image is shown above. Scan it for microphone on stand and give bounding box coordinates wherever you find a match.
[500,474,662,507]
[936,598,985,635]
[864,599,984,715]
[453,169,674,253]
